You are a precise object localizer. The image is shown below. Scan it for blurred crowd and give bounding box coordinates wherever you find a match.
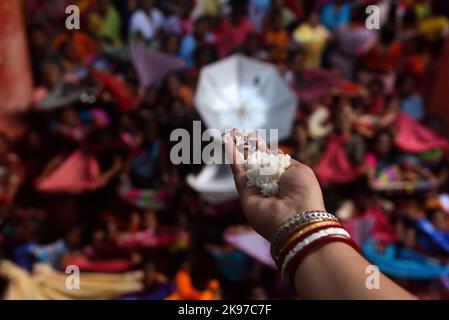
[1,0,449,299]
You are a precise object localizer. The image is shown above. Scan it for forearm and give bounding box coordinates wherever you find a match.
[293,242,417,300]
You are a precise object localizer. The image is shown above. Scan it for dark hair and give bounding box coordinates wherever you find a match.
[0,132,10,149]
[351,4,367,24]
[380,24,396,45]
[403,7,417,27]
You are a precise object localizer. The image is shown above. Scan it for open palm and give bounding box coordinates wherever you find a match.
[226,135,326,241]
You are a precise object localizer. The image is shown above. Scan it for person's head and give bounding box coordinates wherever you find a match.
[272,0,285,8]
[308,11,321,27]
[269,9,284,32]
[373,129,395,158]
[29,26,47,52]
[429,209,448,232]
[402,224,417,248]
[144,211,158,229]
[379,23,396,46]
[41,62,62,89]
[0,133,11,157]
[249,285,268,300]
[92,229,106,247]
[293,121,308,145]
[65,228,82,249]
[12,223,34,244]
[106,221,120,240]
[141,0,155,11]
[398,74,418,97]
[59,39,77,62]
[171,98,186,117]
[384,94,400,113]
[289,50,305,73]
[97,0,110,15]
[143,260,157,288]
[180,0,194,18]
[166,73,181,94]
[60,107,80,126]
[163,34,180,55]
[367,78,385,99]
[230,0,248,24]
[130,212,141,226]
[193,16,210,39]
[243,33,262,55]
[334,104,355,134]
[194,44,218,68]
[402,7,417,29]
[350,4,367,25]
[128,0,139,12]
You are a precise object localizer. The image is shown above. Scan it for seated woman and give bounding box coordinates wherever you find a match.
[364,129,436,191]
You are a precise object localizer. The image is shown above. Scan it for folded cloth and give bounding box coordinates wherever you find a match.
[129,42,185,88]
[315,135,361,185]
[394,112,449,153]
[91,69,136,111]
[36,150,101,194]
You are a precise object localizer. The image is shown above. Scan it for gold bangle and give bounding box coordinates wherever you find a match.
[273,220,343,261]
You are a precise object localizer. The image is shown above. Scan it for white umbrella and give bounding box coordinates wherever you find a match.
[188,54,298,203]
[194,53,297,140]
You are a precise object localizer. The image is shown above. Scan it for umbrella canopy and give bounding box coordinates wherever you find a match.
[129,42,186,88]
[195,54,297,140]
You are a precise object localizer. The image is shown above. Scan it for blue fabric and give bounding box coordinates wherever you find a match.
[401,93,425,121]
[32,239,70,269]
[250,0,271,13]
[11,242,37,271]
[416,218,449,254]
[179,35,198,68]
[210,250,253,282]
[320,2,352,30]
[131,141,160,179]
[121,282,174,300]
[362,237,449,280]
[179,34,214,68]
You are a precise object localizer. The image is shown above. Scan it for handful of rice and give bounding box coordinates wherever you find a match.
[223,131,291,197]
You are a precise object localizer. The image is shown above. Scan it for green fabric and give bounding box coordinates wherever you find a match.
[99,5,122,45]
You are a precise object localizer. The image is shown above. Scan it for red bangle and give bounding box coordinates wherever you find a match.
[286,236,360,285]
[275,223,345,269]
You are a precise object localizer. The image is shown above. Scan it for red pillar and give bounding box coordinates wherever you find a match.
[429,38,449,137]
[0,0,33,115]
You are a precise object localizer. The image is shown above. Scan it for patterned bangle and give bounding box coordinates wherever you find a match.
[273,221,343,264]
[270,211,338,257]
[280,227,350,279]
[285,236,360,285]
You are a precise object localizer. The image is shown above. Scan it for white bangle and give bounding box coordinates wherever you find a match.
[281,227,350,279]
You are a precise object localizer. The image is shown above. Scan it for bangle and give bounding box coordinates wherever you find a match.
[286,236,360,285]
[280,227,350,279]
[273,221,344,266]
[271,211,338,257]
[273,220,343,261]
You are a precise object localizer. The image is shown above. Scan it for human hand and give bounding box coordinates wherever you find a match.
[225,133,326,241]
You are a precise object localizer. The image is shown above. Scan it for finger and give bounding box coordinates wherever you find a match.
[223,132,247,192]
[246,131,269,153]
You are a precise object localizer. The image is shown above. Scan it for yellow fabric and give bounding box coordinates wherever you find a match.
[293,24,330,69]
[203,0,221,17]
[0,260,143,300]
[418,16,449,42]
